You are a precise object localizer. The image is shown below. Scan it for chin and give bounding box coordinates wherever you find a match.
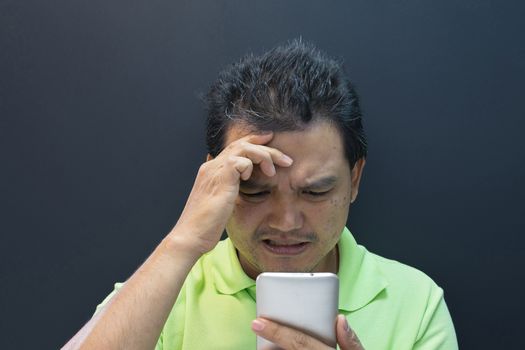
[259,262,313,273]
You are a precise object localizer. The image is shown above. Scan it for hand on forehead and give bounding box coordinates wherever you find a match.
[224,122,349,194]
[224,122,346,165]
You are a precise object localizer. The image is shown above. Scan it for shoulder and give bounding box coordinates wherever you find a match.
[366,251,458,348]
[373,252,440,290]
[365,248,444,308]
[360,247,444,314]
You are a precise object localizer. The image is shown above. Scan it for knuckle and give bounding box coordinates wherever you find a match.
[348,329,362,347]
[271,325,286,342]
[225,155,238,166]
[269,147,283,157]
[262,151,272,161]
[231,140,248,151]
[198,163,209,174]
[257,154,271,166]
[291,333,310,349]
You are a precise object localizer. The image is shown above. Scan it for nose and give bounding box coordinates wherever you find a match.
[267,197,304,232]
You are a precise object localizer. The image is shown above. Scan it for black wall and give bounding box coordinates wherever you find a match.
[1,1,524,348]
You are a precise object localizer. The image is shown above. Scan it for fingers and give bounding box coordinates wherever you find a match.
[240,143,292,177]
[252,318,333,350]
[231,156,253,181]
[224,133,293,178]
[244,132,274,145]
[336,315,365,350]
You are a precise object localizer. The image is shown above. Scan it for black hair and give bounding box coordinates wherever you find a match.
[205,39,367,168]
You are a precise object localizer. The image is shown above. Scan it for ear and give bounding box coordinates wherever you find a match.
[349,158,366,204]
[206,154,213,161]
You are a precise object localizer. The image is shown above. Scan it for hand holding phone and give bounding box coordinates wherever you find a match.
[256,272,339,349]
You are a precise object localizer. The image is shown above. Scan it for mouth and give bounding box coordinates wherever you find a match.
[262,239,310,255]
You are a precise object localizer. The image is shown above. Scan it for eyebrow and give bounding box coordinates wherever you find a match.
[239,176,338,191]
[302,176,338,190]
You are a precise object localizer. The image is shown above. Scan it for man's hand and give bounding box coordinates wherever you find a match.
[62,132,293,350]
[252,315,364,350]
[170,132,293,256]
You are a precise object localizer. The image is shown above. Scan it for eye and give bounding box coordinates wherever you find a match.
[303,190,331,197]
[239,191,270,201]
[241,191,269,197]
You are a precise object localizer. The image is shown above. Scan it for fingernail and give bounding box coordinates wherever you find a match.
[281,155,293,165]
[252,319,266,331]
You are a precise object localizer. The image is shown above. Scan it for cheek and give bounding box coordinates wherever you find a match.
[228,200,265,232]
[319,194,351,238]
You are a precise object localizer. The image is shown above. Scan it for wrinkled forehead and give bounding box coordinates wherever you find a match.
[224,121,349,182]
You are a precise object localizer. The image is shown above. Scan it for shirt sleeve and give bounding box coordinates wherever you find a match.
[94,282,124,315]
[413,287,458,350]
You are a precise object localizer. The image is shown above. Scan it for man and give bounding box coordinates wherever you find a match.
[63,40,458,349]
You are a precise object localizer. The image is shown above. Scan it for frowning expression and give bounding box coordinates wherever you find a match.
[224,121,365,279]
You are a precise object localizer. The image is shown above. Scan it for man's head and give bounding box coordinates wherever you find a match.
[205,39,367,169]
[204,40,367,277]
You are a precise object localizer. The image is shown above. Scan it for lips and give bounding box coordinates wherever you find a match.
[262,239,310,255]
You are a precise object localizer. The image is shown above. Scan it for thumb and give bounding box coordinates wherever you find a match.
[336,315,365,350]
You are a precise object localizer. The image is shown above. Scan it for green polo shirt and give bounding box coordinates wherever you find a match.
[97,228,458,349]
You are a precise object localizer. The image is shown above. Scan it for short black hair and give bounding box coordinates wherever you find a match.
[205,39,367,168]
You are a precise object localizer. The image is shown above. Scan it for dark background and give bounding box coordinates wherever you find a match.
[1,0,524,348]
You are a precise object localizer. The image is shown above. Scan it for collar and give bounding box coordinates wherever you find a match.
[337,227,388,312]
[212,238,256,295]
[211,227,388,311]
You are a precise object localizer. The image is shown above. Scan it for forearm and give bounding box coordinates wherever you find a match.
[63,133,288,349]
[63,231,200,350]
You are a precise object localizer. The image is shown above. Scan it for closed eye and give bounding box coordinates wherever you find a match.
[303,190,331,196]
[240,191,270,197]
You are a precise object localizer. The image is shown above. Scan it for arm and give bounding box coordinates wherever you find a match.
[62,132,293,350]
[62,232,200,350]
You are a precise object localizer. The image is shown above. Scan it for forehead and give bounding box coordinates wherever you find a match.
[225,121,349,182]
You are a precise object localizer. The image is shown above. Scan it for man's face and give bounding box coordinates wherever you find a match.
[223,121,365,279]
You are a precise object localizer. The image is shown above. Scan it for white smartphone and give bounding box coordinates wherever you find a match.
[256,272,339,350]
